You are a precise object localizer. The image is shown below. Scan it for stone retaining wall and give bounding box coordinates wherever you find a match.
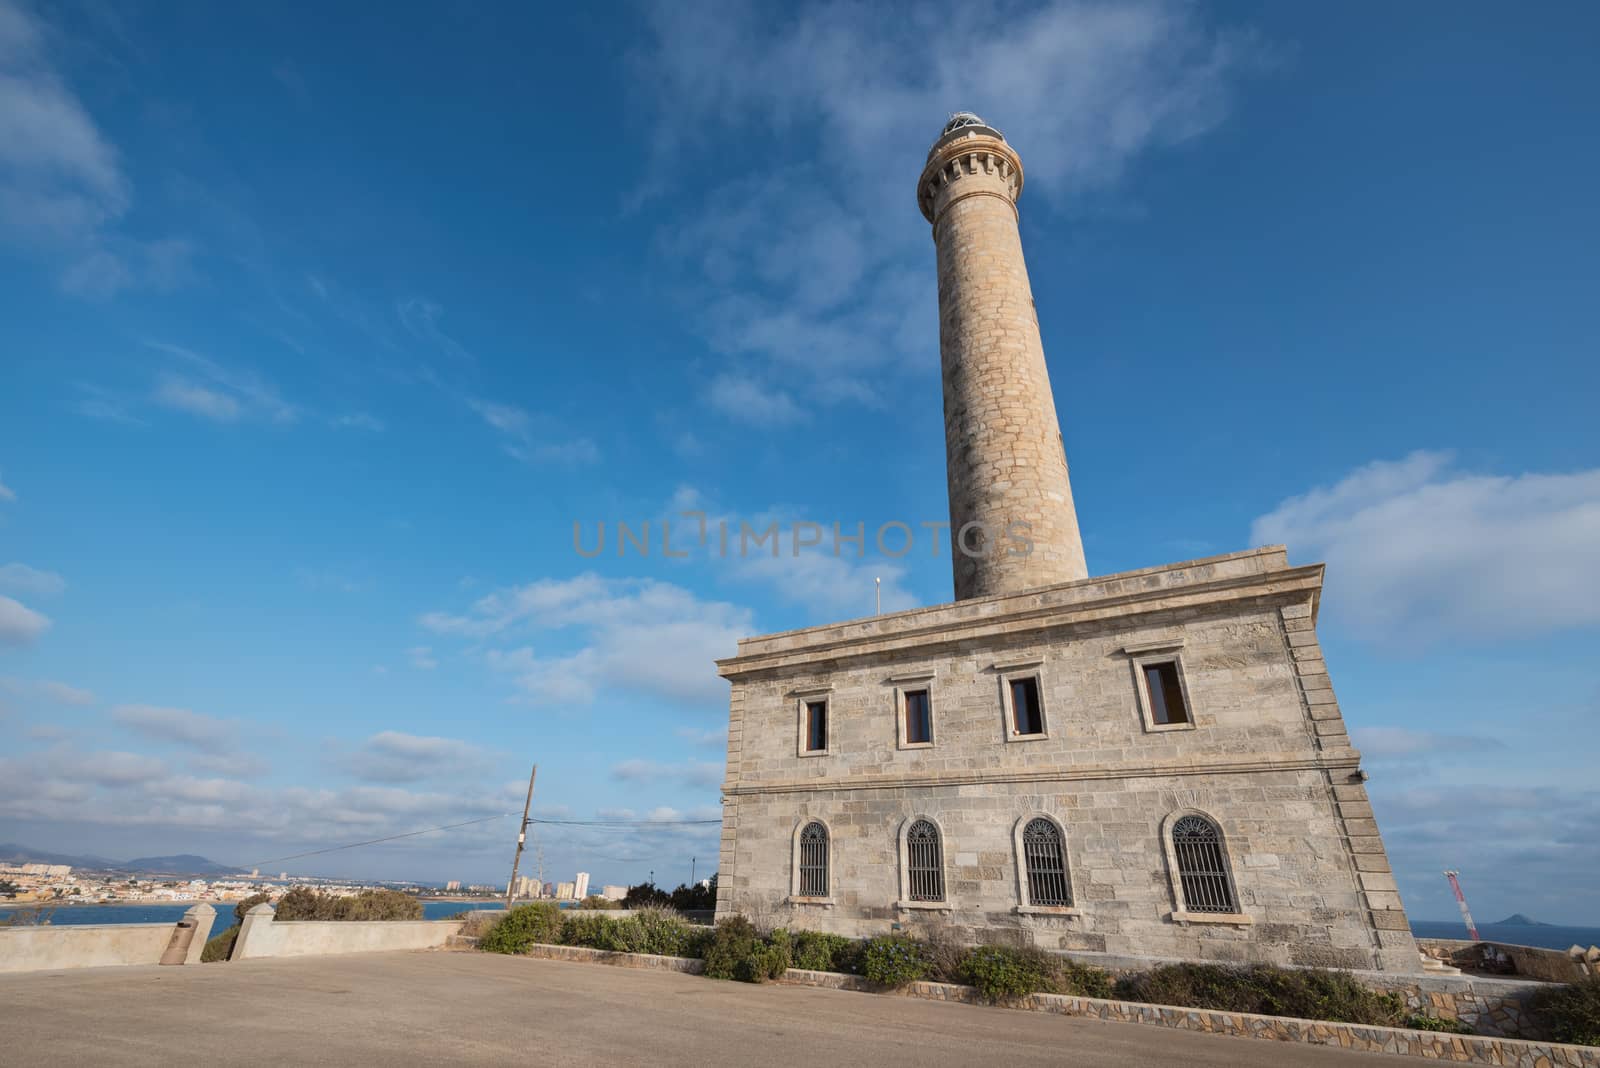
[232,904,461,961]
[0,904,215,973]
[503,941,1597,1068]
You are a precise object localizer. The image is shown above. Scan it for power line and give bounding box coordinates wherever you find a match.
[246,813,511,868]
[527,817,721,828]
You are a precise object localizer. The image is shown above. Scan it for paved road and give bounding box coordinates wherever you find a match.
[0,951,1425,1066]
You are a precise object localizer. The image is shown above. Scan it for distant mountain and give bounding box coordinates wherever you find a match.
[0,843,244,876]
[1493,914,1551,927]
[121,854,246,876]
[0,843,121,869]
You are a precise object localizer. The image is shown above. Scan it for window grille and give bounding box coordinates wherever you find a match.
[1022,818,1071,906]
[906,819,944,902]
[798,821,829,897]
[1172,815,1237,913]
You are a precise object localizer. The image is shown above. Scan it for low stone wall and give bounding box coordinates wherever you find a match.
[519,942,704,974]
[1044,946,1548,1039]
[1421,939,1596,984]
[0,905,216,973]
[780,969,1596,1068]
[496,941,1598,1068]
[231,904,461,961]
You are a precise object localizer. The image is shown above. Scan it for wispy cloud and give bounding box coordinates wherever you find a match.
[1351,726,1503,761]
[636,0,1261,425]
[706,374,805,426]
[0,563,65,597]
[468,397,600,466]
[147,342,298,423]
[340,730,493,784]
[407,646,438,670]
[0,0,192,294]
[1251,451,1600,641]
[110,704,235,754]
[611,758,723,789]
[421,573,749,705]
[0,595,50,645]
[0,676,94,706]
[0,469,14,502]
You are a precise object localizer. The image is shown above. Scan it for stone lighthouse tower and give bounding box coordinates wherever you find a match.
[919,113,1089,600]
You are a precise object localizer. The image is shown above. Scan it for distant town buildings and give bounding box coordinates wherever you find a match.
[574,872,590,900]
[600,885,627,901]
[555,882,575,900]
[445,880,461,892]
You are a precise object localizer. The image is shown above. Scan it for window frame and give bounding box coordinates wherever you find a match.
[1010,813,1079,915]
[895,814,952,911]
[890,671,937,750]
[1126,640,1198,734]
[793,689,834,757]
[788,817,835,907]
[1159,809,1251,926]
[996,660,1050,742]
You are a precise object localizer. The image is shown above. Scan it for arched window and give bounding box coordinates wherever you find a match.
[798,821,829,897]
[1171,815,1237,913]
[1021,817,1071,907]
[905,819,944,902]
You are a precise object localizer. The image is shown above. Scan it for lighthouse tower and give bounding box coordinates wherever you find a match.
[919,113,1089,600]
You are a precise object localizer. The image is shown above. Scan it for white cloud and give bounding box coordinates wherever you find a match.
[469,397,600,466]
[0,0,189,294]
[331,412,385,432]
[637,0,1258,423]
[341,730,492,784]
[110,704,234,754]
[0,469,15,501]
[148,343,298,423]
[675,725,727,748]
[154,375,241,421]
[706,374,805,426]
[611,758,723,789]
[407,646,438,670]
[0,676,93,705]
[1351,726,1502,760]
[0,562,65,596]
[1250,451,1600,641]
[0,595,50,645]
[423,574,749,705]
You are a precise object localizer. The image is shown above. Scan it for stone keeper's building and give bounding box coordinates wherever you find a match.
[712,114,1419,973]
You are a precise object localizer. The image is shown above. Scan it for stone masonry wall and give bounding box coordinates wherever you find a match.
[716,549,1419,971]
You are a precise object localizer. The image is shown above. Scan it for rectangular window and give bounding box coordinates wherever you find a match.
[1010,677,1044,736]
[1142,662,1189,725]
[904,689,932,745]
[804,700,828,752]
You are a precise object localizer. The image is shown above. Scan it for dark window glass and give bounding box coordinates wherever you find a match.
[1010,676,1043,735]
[805,700,828,751]
[1143,662,1190,725]
[904,689,932,744]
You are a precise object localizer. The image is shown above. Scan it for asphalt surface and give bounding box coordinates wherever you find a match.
[0,950,1429,1066]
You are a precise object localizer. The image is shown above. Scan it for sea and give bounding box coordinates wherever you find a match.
[7,903,1597,950]
[0,900,509,927]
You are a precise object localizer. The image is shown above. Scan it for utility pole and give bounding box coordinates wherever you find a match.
[1443,870,1480,941]
[505,764,537,910]
[875,576,881,615]
[691,857,696,886]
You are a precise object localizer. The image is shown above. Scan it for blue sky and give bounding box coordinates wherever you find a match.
[1,1,1596,921]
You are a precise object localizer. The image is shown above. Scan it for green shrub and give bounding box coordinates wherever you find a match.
[862,934,928,988]
[1530,977,1600,1046]
[702,916,789,982]
[617,905,693,957]
[478,902,564,954]
[201,924,239,962]
[560,912,628,951]
[953,944,1109,1002]
[578,895,620,910]
[272,887,421,921]
[1112,963,1404,1026]
[790,930,862,974]
[1404,1014,1475,1035]
[682,926,715,960]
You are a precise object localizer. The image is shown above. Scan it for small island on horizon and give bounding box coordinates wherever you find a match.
[1492,913,1551,927]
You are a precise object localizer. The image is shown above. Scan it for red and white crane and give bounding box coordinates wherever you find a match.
[1443,869,1480,941]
